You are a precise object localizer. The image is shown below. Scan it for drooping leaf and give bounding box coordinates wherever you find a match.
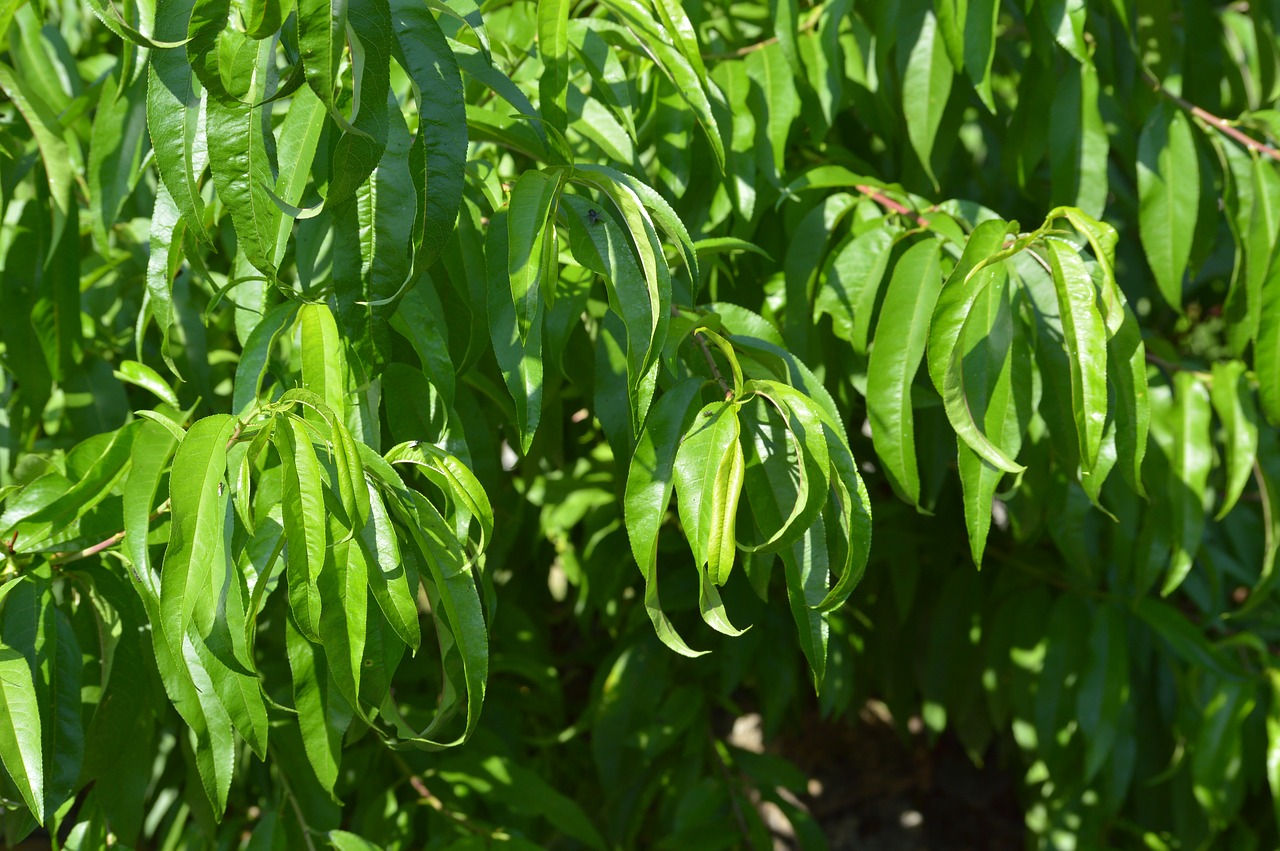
[867,239,944,506]
[1137,103,1200,312]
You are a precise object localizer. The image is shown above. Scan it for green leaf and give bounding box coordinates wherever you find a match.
[782,193,858,360]
[0,62,72,229]
[331,103,414,367]
[1211,360,1260,518]
[327,0,393,206]
[148,0,213,246]
[361,482,421,653]
[88,70,149,248]
[1266,668,1280,833]
[145,183,185,376]
[537,0,571,131]
[233,301,301,415]
[285,610,351,799]
[674,401,747,635]
[563,194,667,435]
[1044,239,1108,472]
[963,0,999,111]
[113,360,181,408]
[318,510,368,708]
[1049,62,1108,219]
[487,210,544,453]
[328,830,383,851]
[276,415,328,641]
[507,169,563,344]
[1137,103,1200,312]
[0,645,43,824]
[123,420,181,600]
[1257,251,1280,425]
[1226,157,1280,354]
[867,239,944,506]
[159,415,237,648]
[206,35,282,279]
[928,218,1025,475]
[624,378,708,657]
[387,490,488,747]
[390,0,466,277]
[900,4,953,189]
[1162,372,1212,596]
[955,265,1028,566]
[814,226,895,354]
[297,0,349,128]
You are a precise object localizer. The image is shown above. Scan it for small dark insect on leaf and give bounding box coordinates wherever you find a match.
[587,208,604,226]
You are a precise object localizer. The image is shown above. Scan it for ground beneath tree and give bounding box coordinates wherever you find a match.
[740,701,1025,850]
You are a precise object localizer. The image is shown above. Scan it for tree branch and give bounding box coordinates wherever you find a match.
[1145,70,1280,163]
[855,185,931,228]
[702,7,822,59]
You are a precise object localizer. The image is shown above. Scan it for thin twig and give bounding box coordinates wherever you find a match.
[1144,70,1280,163]
[694,331,734,399]
[702,7,823,59]
[48,499,171,566]
[855,185,930,228]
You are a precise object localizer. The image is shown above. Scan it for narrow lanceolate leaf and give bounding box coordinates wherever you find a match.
[389,0,466,275]
[814,226,897,354]
[285,612,351,799]
[333,100,415,367]
[624,379,708,657]
[0,63,71,230]
[233,301,301,415]
[673,402,746,636]
[159,415,238,654]
[146,183,185,375]
[867,240,945,507]
[270,85,327,269]
[1049,62,1108,219]
[276,415,328,641]
[297,0,349,126]
[1267,668,1280,832]
[956,268,1028,567]
[537,0,571,131]
[564,195,666,435]
[1211,360,1259,518]
[928,218,1025,474]
[148,0,212,245]
[1063,207,1150,497]
[88,70,149,247]
[1226,158,1280,354]
[327,0,394,205]
[1258,256,1280,425]
[206,35,281,278]
[487,210,544,452]
[123,421,181,600]
[900,5,953,189]
[361,483,421,652]
[1137,103,1200,312]
[675,403,742,575]
[1163,372,1212,596]
[300,305,349,425]
[318,512,368,708]
[964,0,999,111]
[1044,239,1108,471]
[508,169,563,344]
[0,646,43,823]
[386,490,488,747]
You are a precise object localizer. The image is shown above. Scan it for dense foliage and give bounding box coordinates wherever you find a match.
[2,0,1280,846]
